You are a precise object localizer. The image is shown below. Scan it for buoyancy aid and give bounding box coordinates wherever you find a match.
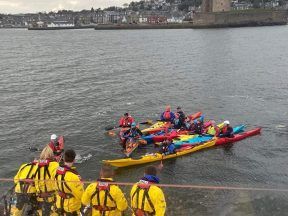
[16,161,38,194]
[132,180,156,216]
[119,116,134,127]
[91,179,117,214]
[55,165,81,214]
[34,159,59,200]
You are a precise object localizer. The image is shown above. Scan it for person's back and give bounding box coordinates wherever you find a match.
[131,166,166,216]
[55,149,84,215]
[176,107,186,127]
[82,165,128,216]
[119,113,135,128]
[13,161,38,215]
[206,121,220,136]
[34,146,59,216]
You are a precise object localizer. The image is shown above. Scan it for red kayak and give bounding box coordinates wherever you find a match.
[215,127,261,146]
[151,120,212,143]
[180,128,261,149]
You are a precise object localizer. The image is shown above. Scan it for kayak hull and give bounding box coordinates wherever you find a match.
[174,125,245,147]
[215,127,261,146]
[103,139,216,168]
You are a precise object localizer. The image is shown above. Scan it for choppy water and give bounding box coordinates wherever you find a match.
[0,27,288,215]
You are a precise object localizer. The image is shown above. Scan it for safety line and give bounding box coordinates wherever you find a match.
[0,178,287,193]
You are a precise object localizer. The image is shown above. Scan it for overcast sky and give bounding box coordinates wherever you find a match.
[0,0,130,14]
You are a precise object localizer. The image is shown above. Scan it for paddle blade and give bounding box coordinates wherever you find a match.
[139,120,154,125]
[107,131,116,136]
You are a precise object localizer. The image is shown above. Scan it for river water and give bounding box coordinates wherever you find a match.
[0,27,288,215]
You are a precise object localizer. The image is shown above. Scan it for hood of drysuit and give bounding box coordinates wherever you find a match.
[142,175,160,184]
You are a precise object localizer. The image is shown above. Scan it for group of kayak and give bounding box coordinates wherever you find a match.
[104,106,261,167]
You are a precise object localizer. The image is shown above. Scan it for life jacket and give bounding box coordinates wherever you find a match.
[34,159,55,198]
[132,180,156,216]
[207,126,218,136]
[120,116,134,127]
[221,126,228,134]
[127,128,141,138]
[163,111,171,121]
[48,140,62,156]
[90,179,117,214]
[55,166,81,214]
[18,161,38,194]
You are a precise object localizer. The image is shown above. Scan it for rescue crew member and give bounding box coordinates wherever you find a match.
[34,145,60,216]
[176,106,186,128]
[82,165,128,216]
[122,122,143,149]
[160,139,176,155]
[55,149,84,215]
[119,113,135,128]
[160,106,175,122]
[130,166,166,216]
[219,120,234,138]
[13,159,38,215]
[206,120,220,136]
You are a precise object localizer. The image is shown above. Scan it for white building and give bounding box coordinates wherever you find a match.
[47,21,74,28]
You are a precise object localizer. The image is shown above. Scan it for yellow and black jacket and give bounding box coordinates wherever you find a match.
[14,161,38,194]
[55,165,84,214]
[130,180,166,216]
[34,159,59,202]
[82,178,128,216]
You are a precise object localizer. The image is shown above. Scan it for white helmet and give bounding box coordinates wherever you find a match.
[50,134,57,140]
[224,120,230,125]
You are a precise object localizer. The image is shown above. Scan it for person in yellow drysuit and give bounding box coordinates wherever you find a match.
[13,159,38,216]
[34,145,59,216]
[130,165,166,216]
[55,149,84,215]
[81,165,128,216]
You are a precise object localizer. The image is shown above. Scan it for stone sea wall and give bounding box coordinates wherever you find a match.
[193,9,288,28]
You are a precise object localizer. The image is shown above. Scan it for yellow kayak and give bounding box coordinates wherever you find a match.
[103,139,216,167]
[141,121,169,134]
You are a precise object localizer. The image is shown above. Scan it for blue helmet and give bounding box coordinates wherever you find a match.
[131,122,137,127]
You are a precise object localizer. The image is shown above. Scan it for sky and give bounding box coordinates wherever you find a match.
[0,0,130,14]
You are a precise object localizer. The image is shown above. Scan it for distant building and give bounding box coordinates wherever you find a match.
[47,21,74,27]
[202,0,231,12]
[147,15,167,24]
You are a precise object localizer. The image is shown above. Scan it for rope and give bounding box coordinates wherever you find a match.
[1,178,288,193]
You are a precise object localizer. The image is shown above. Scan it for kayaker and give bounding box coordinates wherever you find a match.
[82,164,128,216]
[176,106,186,127]
[119,113,135,128]
[55,149,84,215]
[34,145,60,216]
[48,134,63,159]
[192,117,204,135]
[206,120,220,136]
[122,122,143,149]
[219,120,234,138]
[160,105,175,122]
[13,159,39,215]
[173,113,182,129]
[160,139,176,155]
[131,165,166,216]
